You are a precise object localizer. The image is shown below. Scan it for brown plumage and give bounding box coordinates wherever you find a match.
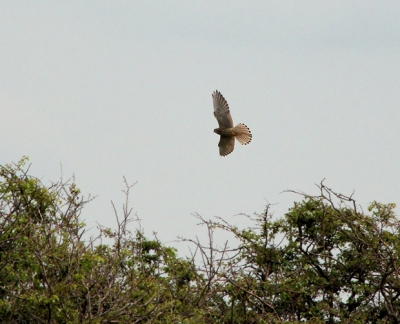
[212,90,252,156]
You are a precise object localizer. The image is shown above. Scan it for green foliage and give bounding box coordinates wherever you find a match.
[0,159,201,323]
[1,159,400,323]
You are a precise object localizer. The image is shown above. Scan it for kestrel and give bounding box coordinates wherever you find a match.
[212,90,252,156]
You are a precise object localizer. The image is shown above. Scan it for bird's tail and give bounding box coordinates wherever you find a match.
[233,123,252,145]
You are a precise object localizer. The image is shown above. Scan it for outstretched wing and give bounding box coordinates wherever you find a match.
[218,136,235,156]
[213,90,234,128]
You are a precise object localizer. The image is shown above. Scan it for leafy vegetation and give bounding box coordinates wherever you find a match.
[1,158,400,323]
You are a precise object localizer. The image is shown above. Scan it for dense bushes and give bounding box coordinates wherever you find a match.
[1,158,399,323]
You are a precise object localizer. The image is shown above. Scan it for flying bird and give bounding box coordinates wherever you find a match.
[212,90,252,156]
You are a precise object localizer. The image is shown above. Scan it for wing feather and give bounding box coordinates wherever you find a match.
[218,136,235,156]
[212,90,234,128]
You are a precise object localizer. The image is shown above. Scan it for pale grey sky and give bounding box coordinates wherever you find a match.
[1,1,400,248]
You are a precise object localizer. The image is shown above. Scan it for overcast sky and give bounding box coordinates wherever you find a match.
[1,1,400,251]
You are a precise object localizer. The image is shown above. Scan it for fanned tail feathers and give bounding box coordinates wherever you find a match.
[233,123,252,145]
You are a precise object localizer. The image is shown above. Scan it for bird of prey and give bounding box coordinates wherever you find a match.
[212,90,252,156]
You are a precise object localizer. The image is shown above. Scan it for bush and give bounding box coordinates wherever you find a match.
[1,158,399,323]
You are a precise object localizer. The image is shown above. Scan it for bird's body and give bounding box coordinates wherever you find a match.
[212,90,252,156]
